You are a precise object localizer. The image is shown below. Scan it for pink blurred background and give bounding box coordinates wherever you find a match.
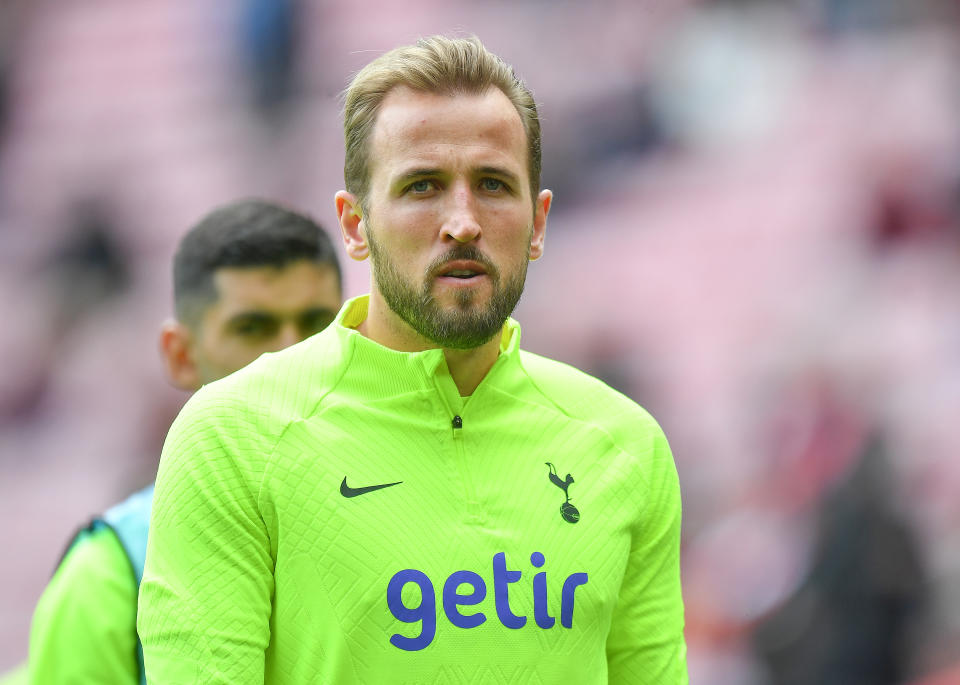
[1,1,959,682]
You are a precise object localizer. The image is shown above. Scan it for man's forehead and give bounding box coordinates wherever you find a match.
[376,85,520,120]
[211,263,287,297]
[213,260,333,282]
[209,262,338,308]
[370,87,527,167]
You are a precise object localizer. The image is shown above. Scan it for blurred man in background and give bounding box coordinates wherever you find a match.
[752,432,928,685]
[26,199,343,684]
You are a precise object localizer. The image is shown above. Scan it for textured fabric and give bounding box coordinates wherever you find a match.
[29,528,139,684]
[139,295,687,684]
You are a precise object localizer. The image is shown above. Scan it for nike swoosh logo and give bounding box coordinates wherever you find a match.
[340,477,402,498]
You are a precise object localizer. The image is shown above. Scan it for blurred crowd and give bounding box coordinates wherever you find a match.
[1,1,958,683]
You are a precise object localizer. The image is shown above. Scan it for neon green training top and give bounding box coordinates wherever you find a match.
[0,664,28,685]
[29,528,139,684]
[139,295,687,684]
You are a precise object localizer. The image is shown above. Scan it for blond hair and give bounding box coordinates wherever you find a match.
[342,35,542,208]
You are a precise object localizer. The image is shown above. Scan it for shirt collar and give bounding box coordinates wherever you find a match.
[334,294,521,356]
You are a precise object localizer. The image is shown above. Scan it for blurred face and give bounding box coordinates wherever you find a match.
[189,260,341,384]
[351,86,551,349]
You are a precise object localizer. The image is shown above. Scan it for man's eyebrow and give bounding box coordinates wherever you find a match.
[392,167,445,186]
[225,311,278,325]
[227,307,336,323]
[476,166,521,185]
[298,306,338,318]
[392,166,522,186]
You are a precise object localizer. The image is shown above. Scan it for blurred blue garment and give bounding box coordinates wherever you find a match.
[239,0,297,120]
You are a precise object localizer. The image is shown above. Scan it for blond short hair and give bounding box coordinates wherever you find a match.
[342,35,542,208]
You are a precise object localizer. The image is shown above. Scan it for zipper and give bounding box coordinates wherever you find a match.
[450,413,483,524]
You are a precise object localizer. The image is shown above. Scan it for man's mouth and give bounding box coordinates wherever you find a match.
[437,260,488,281]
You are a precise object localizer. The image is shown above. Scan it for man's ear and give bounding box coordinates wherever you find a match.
[529,189,552,261]
[159,319,201,391]
[335,191,369,262]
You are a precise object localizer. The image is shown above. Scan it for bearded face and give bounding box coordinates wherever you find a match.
[366,226,530,349]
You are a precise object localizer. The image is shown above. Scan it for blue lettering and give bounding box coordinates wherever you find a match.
[443,570,487,629]
[386,569,436,651]
[386,553,588,649]
[560,572,589,628]
[530,552,555,629]
[492,552,526,629]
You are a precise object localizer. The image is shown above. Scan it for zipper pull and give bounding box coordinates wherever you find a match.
[452,415,463,429]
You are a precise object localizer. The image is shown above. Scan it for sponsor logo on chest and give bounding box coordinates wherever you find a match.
[386,552,589,651]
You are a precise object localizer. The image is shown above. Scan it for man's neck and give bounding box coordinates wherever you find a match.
[441,343,500,397]
[357,294,502,396]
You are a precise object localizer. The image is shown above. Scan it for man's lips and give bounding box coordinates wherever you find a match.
[435,260,488,280]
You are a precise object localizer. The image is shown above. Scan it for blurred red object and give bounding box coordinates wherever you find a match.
[910,661,960,685]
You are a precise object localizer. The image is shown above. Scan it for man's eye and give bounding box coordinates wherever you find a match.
[231,319,277,339]
[409,180,432,193]
[298,311,336,336]
[481,178,505,192]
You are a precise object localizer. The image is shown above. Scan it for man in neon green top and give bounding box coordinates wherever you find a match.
[139,35,687,683]
[27,200,343,684]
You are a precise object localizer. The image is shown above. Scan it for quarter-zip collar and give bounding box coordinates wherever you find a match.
[329,295,522,415]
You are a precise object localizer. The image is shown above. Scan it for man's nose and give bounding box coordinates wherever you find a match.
[273,323,302,351]
[442,184,481,243]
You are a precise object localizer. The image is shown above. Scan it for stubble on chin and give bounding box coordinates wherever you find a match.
[367,234,528,350]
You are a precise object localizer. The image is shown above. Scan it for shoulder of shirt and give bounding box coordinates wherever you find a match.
[60,526,130,575]
[174,325,348,440]
[515,348,667,454]
[29,527,137,683]
[44,526,135,605]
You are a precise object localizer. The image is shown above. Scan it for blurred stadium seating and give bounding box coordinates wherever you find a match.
[1,1,958,682]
